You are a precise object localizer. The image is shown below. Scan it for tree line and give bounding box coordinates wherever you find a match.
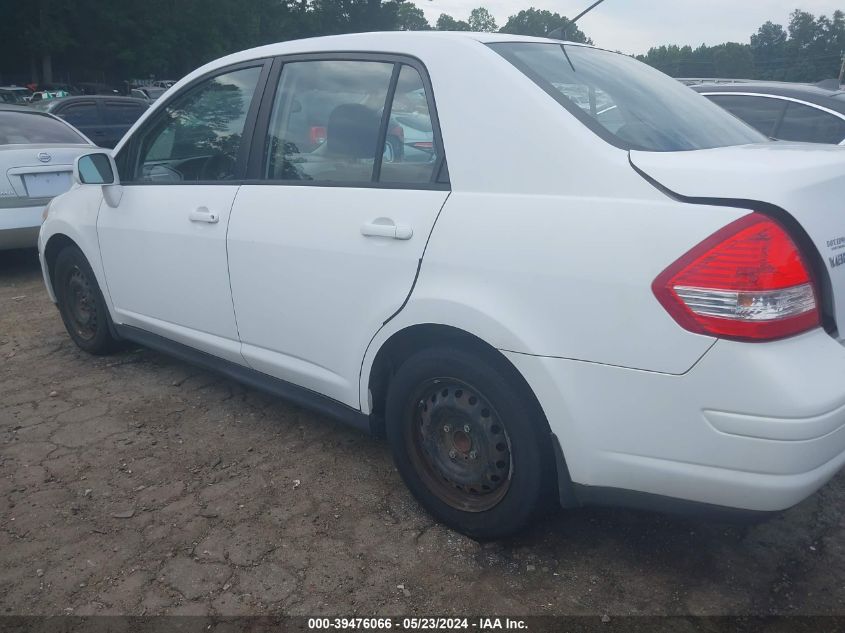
[0,1,839,88]
[637,9,845,82]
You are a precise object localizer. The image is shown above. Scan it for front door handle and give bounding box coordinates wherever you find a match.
[189,207,219,224]
[361,218,413,240]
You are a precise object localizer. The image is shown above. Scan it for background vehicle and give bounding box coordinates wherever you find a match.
[692,81,845,144]
[33,95,148,148]
[130,86,167,103]
[76,82,121,96]
[0,86,31,104]
[0,105,93,250]
[29,90,66,103]
[38,33,845,539]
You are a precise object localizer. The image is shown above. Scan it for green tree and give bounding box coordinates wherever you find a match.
[387,0,431,30]
[467,7,497,32]
[712,42,755,78]
[500,8,592,43]
[751,21,788,80]
[435,13,471,31]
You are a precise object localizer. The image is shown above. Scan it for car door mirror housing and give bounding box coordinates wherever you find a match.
[74,151,123,207]
[74,152,118,185]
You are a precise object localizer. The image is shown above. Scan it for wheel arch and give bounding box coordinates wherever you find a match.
[43,233,79,296]
[365,322,578,508]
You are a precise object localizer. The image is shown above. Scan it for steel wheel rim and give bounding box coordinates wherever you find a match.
[405,378,513,512]
[67,266,97,341]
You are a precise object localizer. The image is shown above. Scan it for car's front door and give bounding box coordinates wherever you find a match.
[98,61,268,363]
[227,56,450,407]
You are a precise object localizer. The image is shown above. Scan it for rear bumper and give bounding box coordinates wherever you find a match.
[505,328,845,513]
[0,202,44,250]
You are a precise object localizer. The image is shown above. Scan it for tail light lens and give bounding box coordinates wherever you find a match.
[653,212,819,341]
[310,126,327,145]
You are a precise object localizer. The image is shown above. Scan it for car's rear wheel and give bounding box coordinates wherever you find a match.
[54,245,122,355]
[386,346,555,539]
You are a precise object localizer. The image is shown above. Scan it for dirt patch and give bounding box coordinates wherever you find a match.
[2,248,845,616]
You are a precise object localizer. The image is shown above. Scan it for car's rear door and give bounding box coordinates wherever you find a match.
[227,54,450,407]
[98,60,270,363]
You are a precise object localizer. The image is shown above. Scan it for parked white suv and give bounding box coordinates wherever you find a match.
[38,32,845,538]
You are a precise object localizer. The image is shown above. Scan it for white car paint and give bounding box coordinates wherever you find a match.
[39,31,845,516]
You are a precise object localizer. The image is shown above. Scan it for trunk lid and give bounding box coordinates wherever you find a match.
[630,142,845,339]
[1,144,90,200]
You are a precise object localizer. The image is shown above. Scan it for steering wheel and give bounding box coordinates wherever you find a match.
[199,153,236,181]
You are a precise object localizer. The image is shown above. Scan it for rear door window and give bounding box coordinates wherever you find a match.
[776,102,845,144]
[265,60,394,183]
[104,101,147,126]
[705,94,787,138]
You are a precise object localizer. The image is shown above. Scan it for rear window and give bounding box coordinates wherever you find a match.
[0,111,87,145]
[490,42,766,152]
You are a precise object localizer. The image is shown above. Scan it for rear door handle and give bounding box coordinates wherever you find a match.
[361,218,413,240]
[189,207,219,224]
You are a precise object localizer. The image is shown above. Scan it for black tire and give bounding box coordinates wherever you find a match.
[54,245,122,355]
[385,346,556,539]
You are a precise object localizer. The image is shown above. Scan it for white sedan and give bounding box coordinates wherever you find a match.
[0,105,94,250]
[38,32,845,538]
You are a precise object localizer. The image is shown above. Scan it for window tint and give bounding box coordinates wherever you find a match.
[134,66,262,182]
[380,65,439,184]
[705,95,786,138]
[0,111,87,145]
[60,102,100,127]
[490,43,766,151]
[104,101,146,125]
[777,102,845,144]
[265,60,393,182]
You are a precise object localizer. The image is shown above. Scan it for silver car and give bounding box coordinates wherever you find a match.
[0,105,94,250]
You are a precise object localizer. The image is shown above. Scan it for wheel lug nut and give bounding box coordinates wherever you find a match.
[443,424,451,433]
[463,424,471,433]
[469,450,477,460]
[449,449,457,459]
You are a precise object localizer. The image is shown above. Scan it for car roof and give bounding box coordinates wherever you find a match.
[165,31,596,99]
[691,81,845,114]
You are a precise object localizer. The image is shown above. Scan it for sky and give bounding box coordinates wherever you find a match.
[417,0,843,55]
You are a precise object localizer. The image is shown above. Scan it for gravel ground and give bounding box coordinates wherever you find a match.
[2,247,845,618]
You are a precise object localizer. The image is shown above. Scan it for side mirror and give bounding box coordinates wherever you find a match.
[74,152,118,185]
[73,151,122,207]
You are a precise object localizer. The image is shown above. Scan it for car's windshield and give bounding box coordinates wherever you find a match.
[0,111,87,145]
[490,42,767,152]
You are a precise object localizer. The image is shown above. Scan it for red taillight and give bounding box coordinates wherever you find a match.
[653,212,819,341]
[310,126,327,145]
[389,124,404,142]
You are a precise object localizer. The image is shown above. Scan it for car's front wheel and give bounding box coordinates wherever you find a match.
[385,346,555,539]
[54,245,122,355]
